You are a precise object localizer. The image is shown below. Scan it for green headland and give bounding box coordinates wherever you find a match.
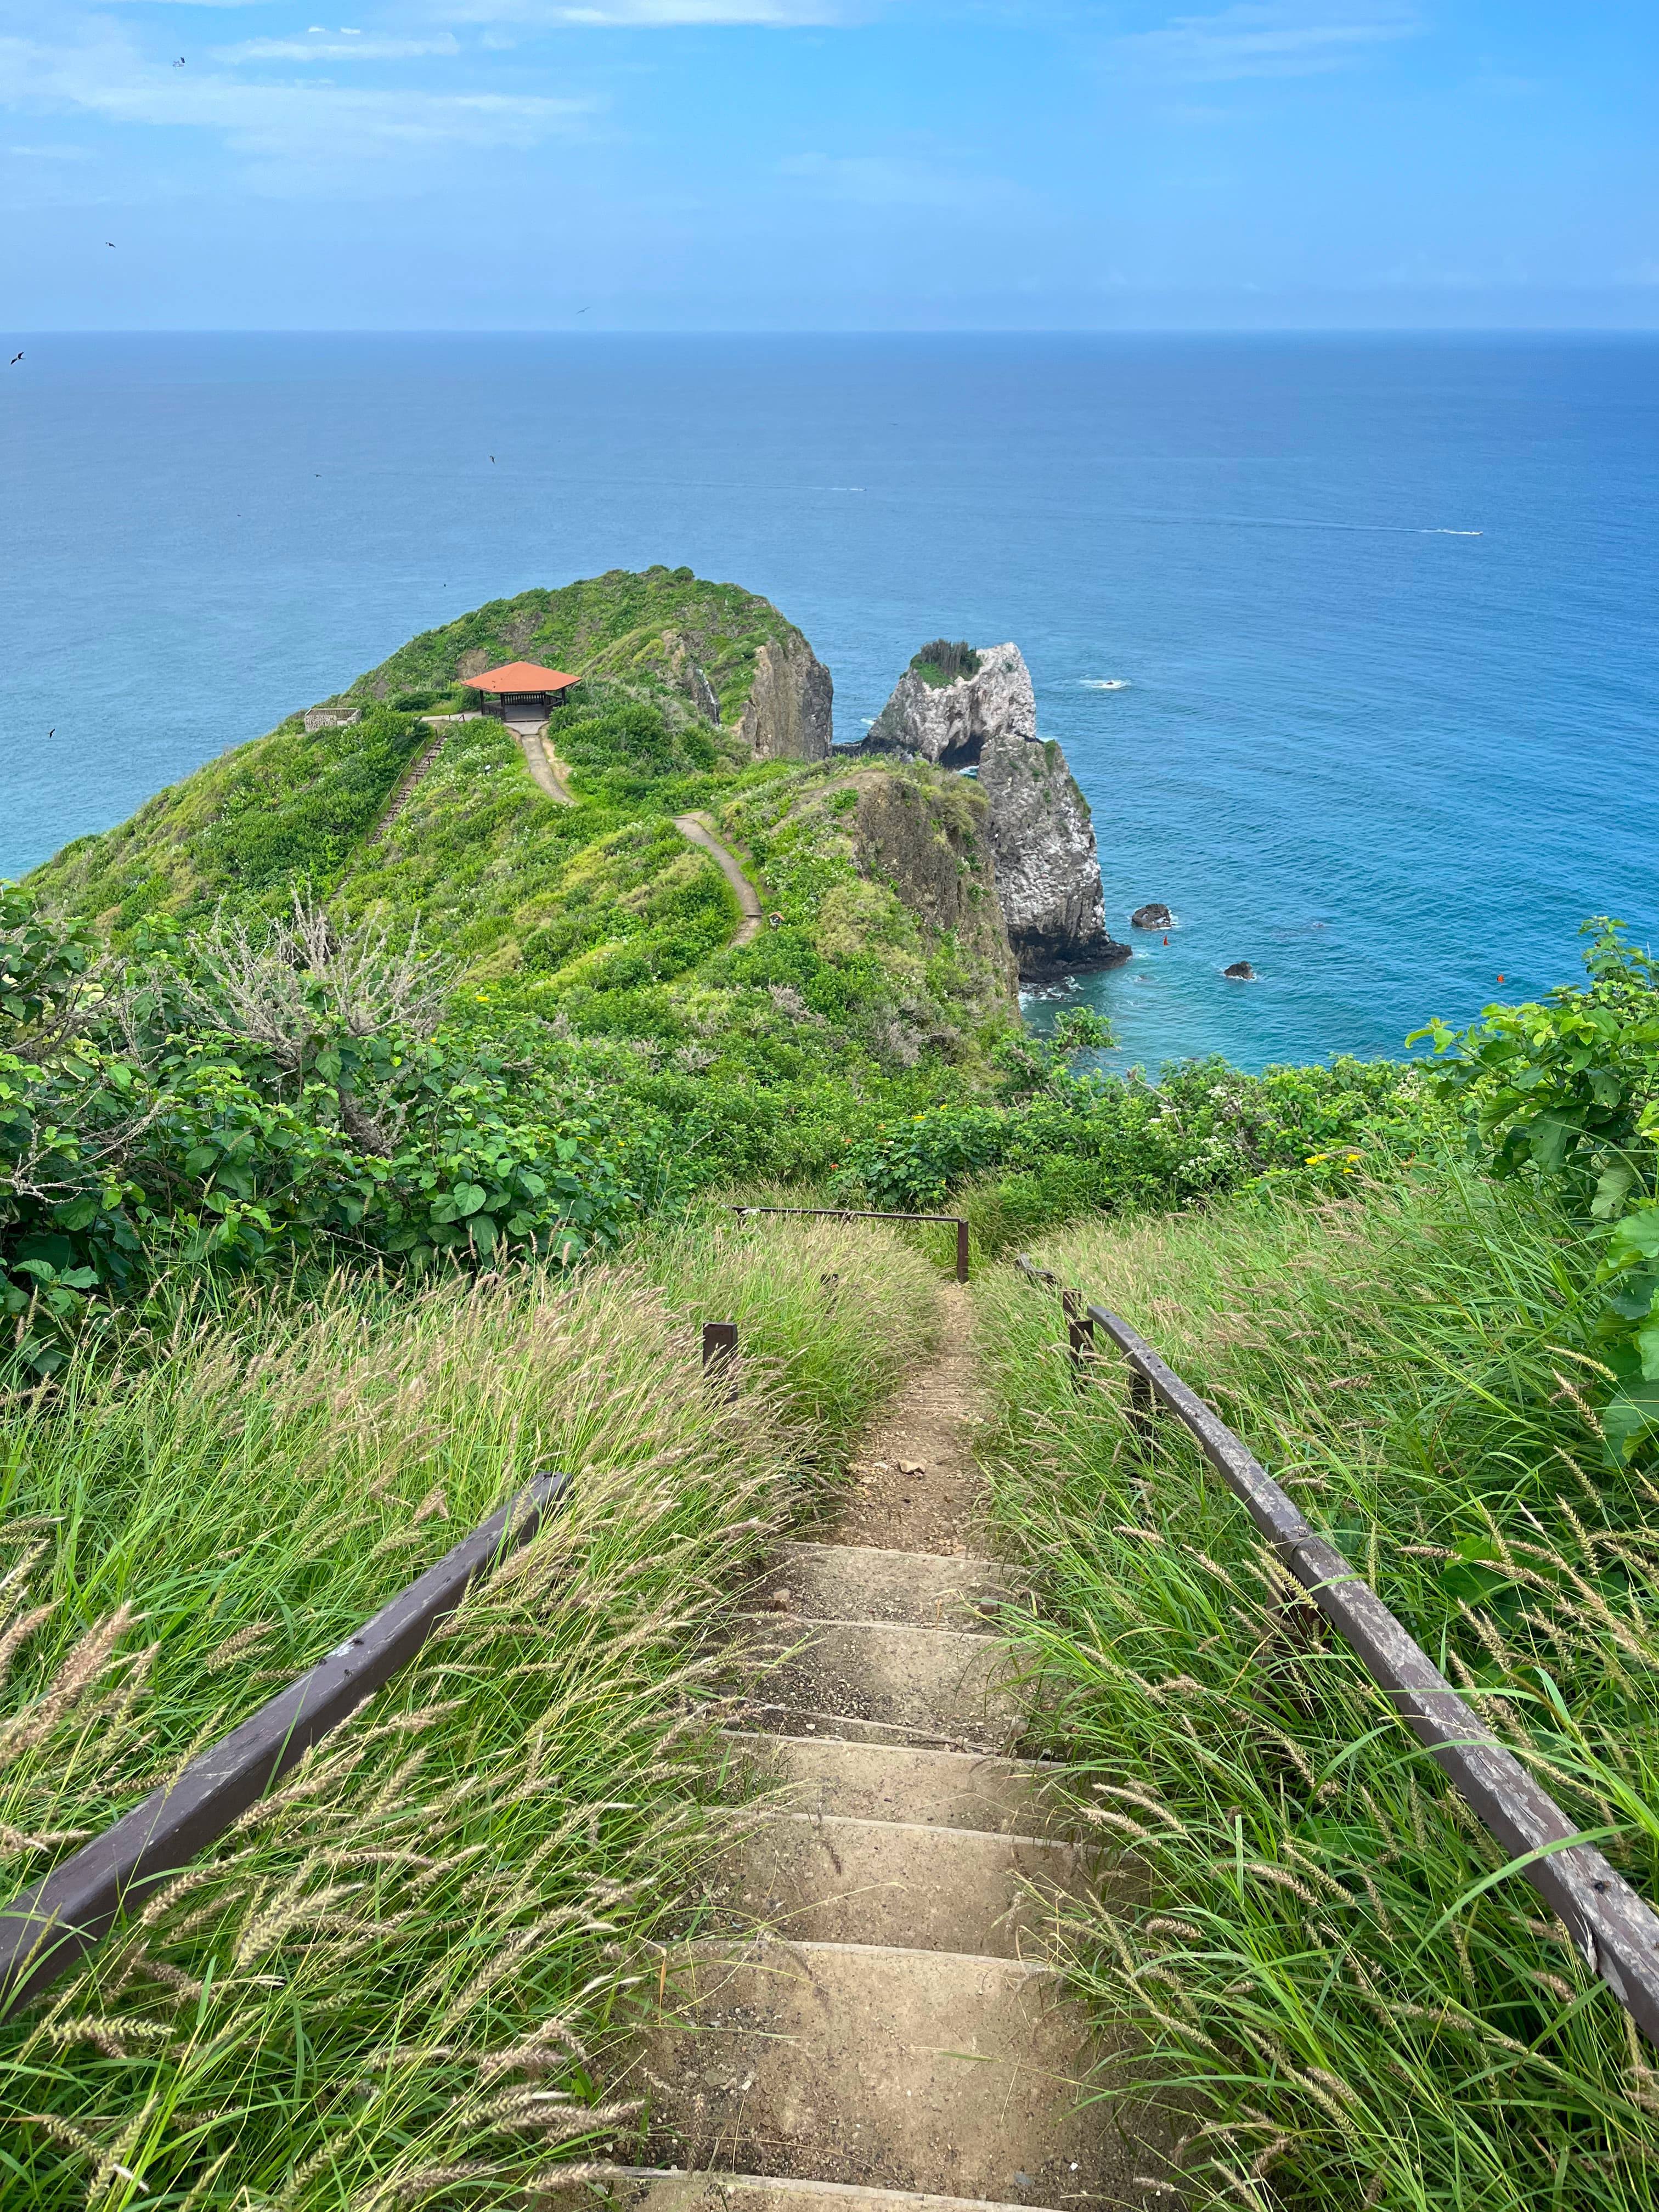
[3,566,1657,2209]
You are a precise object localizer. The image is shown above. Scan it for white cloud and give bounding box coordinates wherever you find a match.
[214,33,461,60]
[778,151,1012,209]
[1108,2,1415,83]
[6,140,92,157]
[0,27,593,192]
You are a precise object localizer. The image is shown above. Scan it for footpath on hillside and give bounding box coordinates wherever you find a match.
[498,718,765,949]
[613,1277,1170,2212]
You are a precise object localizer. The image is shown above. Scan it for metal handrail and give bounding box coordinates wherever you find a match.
[731,1204,970,1283]
[1014,1254,1659,2047]
[0,1468,571,2012]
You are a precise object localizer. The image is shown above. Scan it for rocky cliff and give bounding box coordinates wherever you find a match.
[864,642,1126,982]
[736,633,834,763]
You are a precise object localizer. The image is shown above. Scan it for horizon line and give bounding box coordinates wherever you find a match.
[9,324,1659,340]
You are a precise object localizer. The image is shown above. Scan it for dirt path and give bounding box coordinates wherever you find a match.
[618,1279,1167,2211]
[673,812,763,947]
[510,720,574,803]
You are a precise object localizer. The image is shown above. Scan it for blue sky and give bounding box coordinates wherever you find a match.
[3,1,1656,328]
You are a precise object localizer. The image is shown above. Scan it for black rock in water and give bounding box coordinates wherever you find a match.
[1131,902,1173,929]
[1223,960,1256,980]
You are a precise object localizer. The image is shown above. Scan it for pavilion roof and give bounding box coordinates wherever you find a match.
[462,661,579,693]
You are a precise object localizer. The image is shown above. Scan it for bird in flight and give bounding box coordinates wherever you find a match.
[47,729,54,740]
[576,306,591,315]
[105,240,115,248]
[8,352,20,366]
[173,55,185,66]
[490,454,495,464]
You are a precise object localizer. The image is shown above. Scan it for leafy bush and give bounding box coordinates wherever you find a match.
[828,1053,1424,1240]
[910,639,981,687]
[1412,918,1659,1459]
[0,895,631,1372]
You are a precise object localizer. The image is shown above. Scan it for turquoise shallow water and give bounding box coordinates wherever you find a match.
[2,332,1655,1070]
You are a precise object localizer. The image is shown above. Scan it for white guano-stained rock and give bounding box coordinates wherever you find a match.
[865,645,1126,982]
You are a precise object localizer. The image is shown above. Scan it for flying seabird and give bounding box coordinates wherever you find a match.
[8,352,20,366]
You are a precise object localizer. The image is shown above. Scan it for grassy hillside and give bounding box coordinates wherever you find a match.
[1,1217,941,2207]
[26,571,1025,1107]
[977,1151,1659,2209]
[27,565,808,934]
[8,568,1416,1360]
[326,563,811,726]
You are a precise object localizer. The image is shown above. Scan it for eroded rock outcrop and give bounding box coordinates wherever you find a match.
[864,642,1126,982]
[663,633,721,726]
[738,635,834,763]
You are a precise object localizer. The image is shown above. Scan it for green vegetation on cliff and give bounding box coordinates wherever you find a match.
[6,570,1658,2208]
[10,568,1415,1369]
[331,562,809,726]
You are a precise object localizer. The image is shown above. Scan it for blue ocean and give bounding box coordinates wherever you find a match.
[3,334,1655,1071]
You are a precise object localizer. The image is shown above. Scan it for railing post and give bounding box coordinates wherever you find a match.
[702,1320,738,1398]
[1062,1288,1095,1384]
[955,1219,970,1284]
[1127,1366,1156,1447]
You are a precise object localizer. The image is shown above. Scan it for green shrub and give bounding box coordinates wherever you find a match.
[910,639,981,687]
[1412,918,1659,1460]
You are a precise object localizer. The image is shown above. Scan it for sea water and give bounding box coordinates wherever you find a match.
[2,332,1655,1071]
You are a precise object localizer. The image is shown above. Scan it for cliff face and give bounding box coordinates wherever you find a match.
[737,634,834,763]
[852,770,1019,1013]
[864,643,1126,983]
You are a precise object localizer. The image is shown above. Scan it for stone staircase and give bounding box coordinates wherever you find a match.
[612,1291,1167,2212]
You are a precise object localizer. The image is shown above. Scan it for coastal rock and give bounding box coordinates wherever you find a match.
[864,642,1126,981]
[1131,902,1173,929]
[663,632,721,725]
[738,634,833,762]
[1223,960,1256,980]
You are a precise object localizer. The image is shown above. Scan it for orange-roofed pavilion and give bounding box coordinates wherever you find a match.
[462,661,580,722]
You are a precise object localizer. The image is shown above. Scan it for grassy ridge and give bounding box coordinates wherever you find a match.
[328,566,810,727]
[0,1216,939,2208]
[976,1171,1659,2209]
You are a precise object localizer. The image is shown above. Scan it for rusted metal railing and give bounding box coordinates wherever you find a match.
[1015,1254,1659,2048]
[730,1205,970,1284]
[0,1469,571,2013]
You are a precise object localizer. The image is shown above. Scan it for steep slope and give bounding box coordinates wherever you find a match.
[26,578,1021,1094]
[27,570,831,932]
[328,565,832,759]
[865,641,1126,980]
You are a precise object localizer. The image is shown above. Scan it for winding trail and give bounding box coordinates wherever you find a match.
[500,726,761,951]
[674,812,764,948]
[617,1282,1169,2211]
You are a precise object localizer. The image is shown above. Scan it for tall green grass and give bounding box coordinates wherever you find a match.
[0,1218,938,2208]
[976,1168,1659,2209]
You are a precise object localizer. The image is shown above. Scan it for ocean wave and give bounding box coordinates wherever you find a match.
[1079,678,1130,690]
[1423,528,1483,536]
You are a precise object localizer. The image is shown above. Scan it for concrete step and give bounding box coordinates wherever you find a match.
[716,1735,1076,1838]
[733,1618,1022,1752]
[612,2171,1069,2212]
[698,1813,1096,1957]
[634,1938,1158,2206]
[749,1543,1011,1631]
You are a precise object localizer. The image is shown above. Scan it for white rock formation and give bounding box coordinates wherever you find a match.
[865,644,1125,981]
